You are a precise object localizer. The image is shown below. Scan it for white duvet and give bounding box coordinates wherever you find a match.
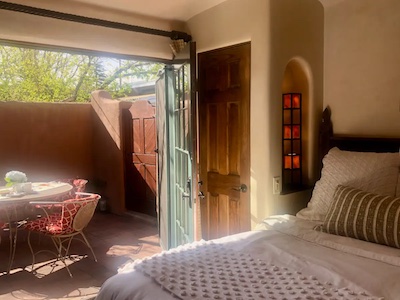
[95,215,400,300]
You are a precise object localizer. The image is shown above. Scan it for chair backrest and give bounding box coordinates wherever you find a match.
[56,178,88,201]
[60,193,100,233]
[72,179,88,194]
[73,197,99,231]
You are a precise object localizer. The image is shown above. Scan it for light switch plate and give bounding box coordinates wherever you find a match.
[273,176,281,194]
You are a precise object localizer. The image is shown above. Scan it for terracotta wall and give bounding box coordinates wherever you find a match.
[0,97,128,214]
[0,101,94,183]
[90,91,131,214]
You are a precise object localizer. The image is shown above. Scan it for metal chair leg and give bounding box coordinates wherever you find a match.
[27,230,36,272]
[51,236,73,278]
[7,222,18,274]
[80,232,97,262]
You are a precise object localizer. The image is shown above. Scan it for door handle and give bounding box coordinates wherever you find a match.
[181,179,192,209]
[232,184,248,193]
[182,179,191,199]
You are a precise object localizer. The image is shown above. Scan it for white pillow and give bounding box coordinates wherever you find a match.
[296,147,400,221]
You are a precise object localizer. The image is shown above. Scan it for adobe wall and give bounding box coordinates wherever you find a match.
[90,91,131,214]
[0,98,128,214]
[0,101,94,183]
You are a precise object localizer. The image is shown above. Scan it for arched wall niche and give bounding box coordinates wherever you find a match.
[281,57,315,187]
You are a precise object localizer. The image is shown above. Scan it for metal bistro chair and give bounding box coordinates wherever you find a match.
[56,178,88,201]
[24,192,100,277]
[27,179,89,219]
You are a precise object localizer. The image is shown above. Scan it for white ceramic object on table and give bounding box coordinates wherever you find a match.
[22,182,33,193]
[13,183,24,194]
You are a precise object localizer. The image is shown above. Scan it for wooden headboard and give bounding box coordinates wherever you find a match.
[319,107,400,163]
[290,106,400,214]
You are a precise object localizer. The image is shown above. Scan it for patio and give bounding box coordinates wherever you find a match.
[0,88,163,300]
[0,91,133,217]
[0,211,162,300]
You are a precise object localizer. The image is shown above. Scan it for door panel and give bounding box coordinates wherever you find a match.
[198,42,251,240]
[124,100,157,216]
[157,42,197,249]
[168,63,194,247]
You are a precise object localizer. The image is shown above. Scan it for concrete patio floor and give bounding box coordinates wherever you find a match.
[0,212,162,300]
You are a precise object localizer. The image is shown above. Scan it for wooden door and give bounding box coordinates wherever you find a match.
[198,42,251,240]
[123,100,157,216]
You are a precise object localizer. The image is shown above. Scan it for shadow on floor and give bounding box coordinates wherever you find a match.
[0,212,162,300]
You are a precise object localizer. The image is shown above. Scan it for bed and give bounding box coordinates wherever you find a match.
[96,107,400,300]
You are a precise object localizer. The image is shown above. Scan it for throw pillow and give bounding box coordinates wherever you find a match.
[318,185,400,249]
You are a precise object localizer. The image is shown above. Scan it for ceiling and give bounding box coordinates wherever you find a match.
[68,0,228,22]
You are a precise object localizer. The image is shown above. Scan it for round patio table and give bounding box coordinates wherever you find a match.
[0,181,73,204]
[0,181,73,274]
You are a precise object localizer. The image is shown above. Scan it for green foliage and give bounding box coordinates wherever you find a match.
[0,46,163,102]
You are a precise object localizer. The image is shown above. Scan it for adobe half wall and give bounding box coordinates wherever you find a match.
[187,0,324,227]
[323,0,400,137]
[0,102,94,183]
[0,98,128,214]
[90,91,131,214]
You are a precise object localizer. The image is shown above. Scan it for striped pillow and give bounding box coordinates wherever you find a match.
[320,185,400,248]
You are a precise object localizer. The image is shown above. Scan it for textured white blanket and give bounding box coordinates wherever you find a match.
[97,217,400,300]
[132,240,380,300]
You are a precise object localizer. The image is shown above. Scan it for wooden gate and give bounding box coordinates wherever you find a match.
[122,99,157,216]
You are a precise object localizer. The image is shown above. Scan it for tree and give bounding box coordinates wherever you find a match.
[0,45,163,102]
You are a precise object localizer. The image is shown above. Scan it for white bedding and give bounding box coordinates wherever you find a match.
[96,215,400,300]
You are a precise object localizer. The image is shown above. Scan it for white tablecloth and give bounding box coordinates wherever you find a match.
[0,182,72,204]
